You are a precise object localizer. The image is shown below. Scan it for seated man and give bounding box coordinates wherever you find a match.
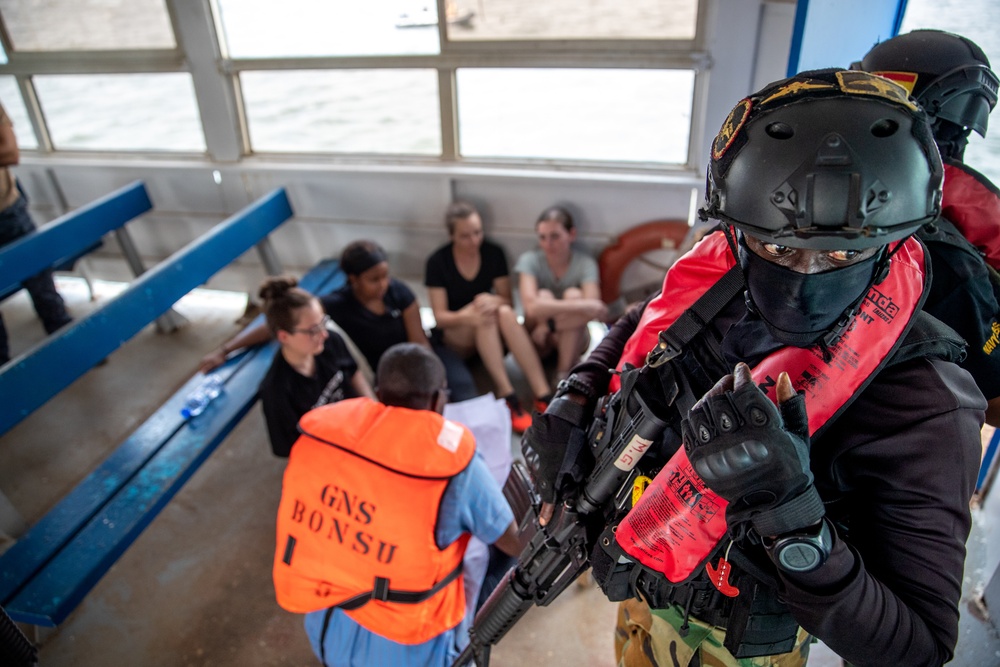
[273,342,520,667]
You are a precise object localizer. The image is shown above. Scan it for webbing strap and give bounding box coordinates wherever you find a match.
[651,267,744,365]
[335,560,464,611]
[316,561,464,665]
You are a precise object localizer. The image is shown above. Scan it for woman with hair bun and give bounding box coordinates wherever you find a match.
[257,276,374,457]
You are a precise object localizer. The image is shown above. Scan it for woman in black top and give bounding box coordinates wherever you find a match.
[202,241,477,402]
[425,202,552,433]
[325,240,477,401]
[257,276,374,457]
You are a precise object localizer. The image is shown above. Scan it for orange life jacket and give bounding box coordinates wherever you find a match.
[272,397,475,645]
[612,232,927,582]
[942,160,1000,272]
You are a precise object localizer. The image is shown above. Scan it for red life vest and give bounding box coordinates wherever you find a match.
[272,398,475,645]
[613,233,927,582]
[942,161,1000,272]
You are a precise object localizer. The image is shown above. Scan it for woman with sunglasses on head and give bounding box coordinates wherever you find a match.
[257,276,374,458]
[425,201,554,434]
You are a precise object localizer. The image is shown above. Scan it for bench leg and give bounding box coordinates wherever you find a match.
[114,227,188,333]
[0,488,27,543]
[73,256,98,301]
[22,621,54,649]
[155,309,189,334]
[255,238,283,276]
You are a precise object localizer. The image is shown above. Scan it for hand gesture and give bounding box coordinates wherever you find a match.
[681,363,824,538]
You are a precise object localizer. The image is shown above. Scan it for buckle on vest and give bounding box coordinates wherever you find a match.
[372,577,391,602]
[647,334,683,368]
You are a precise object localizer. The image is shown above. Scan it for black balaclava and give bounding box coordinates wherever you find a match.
[737,233,886,348]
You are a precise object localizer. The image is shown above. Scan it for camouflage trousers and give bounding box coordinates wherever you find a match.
[614,598,812,667]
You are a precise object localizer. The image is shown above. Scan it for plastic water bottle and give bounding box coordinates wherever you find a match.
[180,373,224,419]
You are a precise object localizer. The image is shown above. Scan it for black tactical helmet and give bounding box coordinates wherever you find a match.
[857,29,998,139]
[702,69,943,251]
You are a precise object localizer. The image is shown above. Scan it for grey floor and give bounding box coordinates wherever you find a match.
[1,275,996,666]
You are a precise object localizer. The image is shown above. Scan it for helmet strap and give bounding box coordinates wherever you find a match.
[932,119,971,161]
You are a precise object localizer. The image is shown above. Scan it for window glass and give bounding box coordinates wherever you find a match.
[216,0,439,58]
[0,0,175,51]
[242,70,440,155]
[457,68,693,163]
[446,0,698,41]
[34,74,205,152]
[900,0,1000,186]
[0,76,37,149]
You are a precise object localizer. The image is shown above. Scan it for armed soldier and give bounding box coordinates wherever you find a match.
[856,29,1000,426]
[494,69,985,667]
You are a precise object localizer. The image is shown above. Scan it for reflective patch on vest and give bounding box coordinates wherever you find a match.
[437,419,464,453]
[985,320,1000,356]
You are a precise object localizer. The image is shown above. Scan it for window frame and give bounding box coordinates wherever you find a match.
[0,0,710,172]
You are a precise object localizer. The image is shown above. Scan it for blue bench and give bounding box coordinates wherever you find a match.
[0,253,346,626]
[0,187,295,438]
[0,259,346,626]
[0,180,153,303]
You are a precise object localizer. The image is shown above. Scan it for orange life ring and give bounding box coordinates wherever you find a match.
[599,220,690,304]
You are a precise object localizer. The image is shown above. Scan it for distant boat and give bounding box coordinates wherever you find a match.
[395,6,475,29]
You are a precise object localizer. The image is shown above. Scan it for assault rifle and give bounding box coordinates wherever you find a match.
[452,362,679,667]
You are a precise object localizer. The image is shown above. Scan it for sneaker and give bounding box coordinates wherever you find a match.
[505,394,533,434]
[533,398,550,414]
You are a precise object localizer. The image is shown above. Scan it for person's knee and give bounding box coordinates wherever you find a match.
[496,304,519,326]
[562,287,583,300]
[442,328,476,357]
[473,314,500,334]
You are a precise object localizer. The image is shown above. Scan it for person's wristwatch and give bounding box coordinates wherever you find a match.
[765,518,833,573]
[554,373,596,402]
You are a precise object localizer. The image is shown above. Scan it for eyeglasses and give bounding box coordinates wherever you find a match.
[292,314,331,337]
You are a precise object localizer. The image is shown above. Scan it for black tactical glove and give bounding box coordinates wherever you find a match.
[521,395,592,505]
[681,363,824,538]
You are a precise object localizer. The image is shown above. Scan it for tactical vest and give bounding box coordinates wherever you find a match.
[273,398,475,645]
[941,160,1000,272]
[603,232,930,657]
